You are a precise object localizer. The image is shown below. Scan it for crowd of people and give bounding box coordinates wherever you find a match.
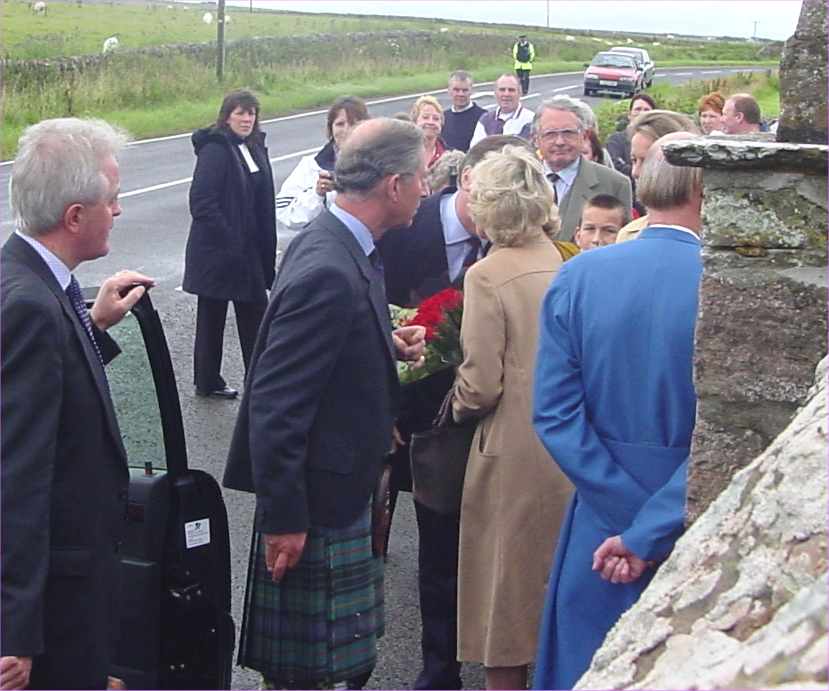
[0,55,768,691]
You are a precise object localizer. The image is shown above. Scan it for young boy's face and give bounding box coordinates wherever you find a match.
[574,205,626,251]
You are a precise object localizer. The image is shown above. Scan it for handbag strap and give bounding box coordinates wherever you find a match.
[432,388,455,429]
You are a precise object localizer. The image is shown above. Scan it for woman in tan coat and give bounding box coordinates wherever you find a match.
[452,145,573,690]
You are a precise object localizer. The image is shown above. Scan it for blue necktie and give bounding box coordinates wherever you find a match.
[66,276,104,365]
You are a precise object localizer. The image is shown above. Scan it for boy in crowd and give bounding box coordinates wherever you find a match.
[573,194,630,251]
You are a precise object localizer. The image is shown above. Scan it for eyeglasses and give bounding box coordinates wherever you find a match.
[540,128,582,141]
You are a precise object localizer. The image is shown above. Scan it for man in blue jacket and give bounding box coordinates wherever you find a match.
[532,132,703,689]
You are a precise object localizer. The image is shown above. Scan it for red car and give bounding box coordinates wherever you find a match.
[583,51,645,98]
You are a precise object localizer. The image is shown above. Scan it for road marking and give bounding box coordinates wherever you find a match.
[701,70,722,74]
[672,72,693,76]
[0,68,723,166]
[553,84,581,92]
[121,146,320,198]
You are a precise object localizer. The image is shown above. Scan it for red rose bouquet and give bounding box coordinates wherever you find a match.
[394,288,464,385]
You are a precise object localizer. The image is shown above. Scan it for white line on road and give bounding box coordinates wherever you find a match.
[701,70,722,74]
[553,84,581,92]
[121,146,320,199]
[57,70,583,153]
[672,72,693,76]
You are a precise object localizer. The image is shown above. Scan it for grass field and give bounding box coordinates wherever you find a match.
[1,0,780,157]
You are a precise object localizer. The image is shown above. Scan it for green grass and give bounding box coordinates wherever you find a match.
[1,0,781,157]
[593,70,780,141]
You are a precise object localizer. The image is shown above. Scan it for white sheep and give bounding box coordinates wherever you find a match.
[224,13,231,24]
[32,1,47,15]
[102,35,120,54]
[202,11,213,24]
[565,35,576,42]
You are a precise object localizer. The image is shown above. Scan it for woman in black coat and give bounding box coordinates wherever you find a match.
[184,89,276,398]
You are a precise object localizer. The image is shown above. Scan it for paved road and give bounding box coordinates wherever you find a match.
[0,64,763,690]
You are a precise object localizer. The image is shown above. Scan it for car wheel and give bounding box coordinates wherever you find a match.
[583,87,591,96]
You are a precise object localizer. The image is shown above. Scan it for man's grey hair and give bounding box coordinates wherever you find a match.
[10,118,129,237]
[626,109,700,141]
[335,118,424,195]
[448,70,473,84]
[637,132,703,210]
[532,95,593,134]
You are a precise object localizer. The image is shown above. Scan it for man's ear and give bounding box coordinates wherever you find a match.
[386,174,402,203]
[63,203,84,235]
[459,166,473,192]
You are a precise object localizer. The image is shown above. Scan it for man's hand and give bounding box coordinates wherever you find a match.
[264,532,307,582]
[392,325,426,364]
[90,270,155,331]
[0,656,32,690]
[592,535,649,584]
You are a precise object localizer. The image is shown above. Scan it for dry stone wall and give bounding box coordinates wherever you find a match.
[576,357,828,690]
[661,137,828,525]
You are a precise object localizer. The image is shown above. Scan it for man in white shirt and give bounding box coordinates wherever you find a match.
[469,74,535,148]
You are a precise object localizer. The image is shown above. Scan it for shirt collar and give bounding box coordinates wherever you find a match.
[543,156,580,185]
[441,192,476,246]
[648,224,700,240]
[451,102,476,113]
[330,202,375,257]
[15,230,72,290]
[497,105,523,122]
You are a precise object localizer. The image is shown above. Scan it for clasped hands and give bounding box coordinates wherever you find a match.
[592,535,652,585]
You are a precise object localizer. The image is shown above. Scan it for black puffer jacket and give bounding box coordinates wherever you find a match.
[183,126,276,302]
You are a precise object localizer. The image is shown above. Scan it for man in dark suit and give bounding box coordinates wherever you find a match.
[223,118,427,690]
[533,95,632,240]
[378,135,532,690]
[1,118,154,689]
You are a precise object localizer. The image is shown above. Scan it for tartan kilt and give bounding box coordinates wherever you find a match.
[238,507,385,687]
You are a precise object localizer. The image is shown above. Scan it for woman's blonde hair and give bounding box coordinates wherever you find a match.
[468,145,559,246]
[410,95,444,125]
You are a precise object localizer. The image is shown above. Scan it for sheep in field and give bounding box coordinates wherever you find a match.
[102,35,120,54]
[32,1,47,15]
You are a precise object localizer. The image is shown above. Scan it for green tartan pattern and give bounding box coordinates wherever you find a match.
[238,508,384,687]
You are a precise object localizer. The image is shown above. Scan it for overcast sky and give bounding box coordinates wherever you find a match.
[230,1,802,41]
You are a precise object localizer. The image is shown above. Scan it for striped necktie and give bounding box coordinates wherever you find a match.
[66,275,104,365]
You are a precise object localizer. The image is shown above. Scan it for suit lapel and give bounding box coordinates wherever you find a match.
[320,213,396,365]
[560,160,599,235]
[6,235,127,462]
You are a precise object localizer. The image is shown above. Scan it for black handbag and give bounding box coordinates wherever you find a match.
[409,389,475,515]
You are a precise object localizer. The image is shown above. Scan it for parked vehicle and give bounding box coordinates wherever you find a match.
[583,51,644,98]
[93,290,235,690]
[609,46,655,86]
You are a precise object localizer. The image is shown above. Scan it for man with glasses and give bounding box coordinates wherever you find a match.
[533,95,632,241]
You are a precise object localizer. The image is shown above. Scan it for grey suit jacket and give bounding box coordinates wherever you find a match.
[557,159,633,241]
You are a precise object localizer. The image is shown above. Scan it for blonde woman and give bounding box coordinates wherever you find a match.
[410,95,447,169]
[451,145,573,690]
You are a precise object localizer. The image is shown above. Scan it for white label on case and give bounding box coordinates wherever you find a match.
[184,518,211,549]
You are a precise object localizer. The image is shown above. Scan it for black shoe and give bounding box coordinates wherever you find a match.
[195,385,238,399]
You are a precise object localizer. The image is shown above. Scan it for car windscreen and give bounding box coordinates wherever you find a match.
[591,54,636,69]
[107,310,167,470]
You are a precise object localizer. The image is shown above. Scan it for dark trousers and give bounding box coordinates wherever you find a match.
[414,500,462,690]
[516,68,531,95]
[193,295,266,391]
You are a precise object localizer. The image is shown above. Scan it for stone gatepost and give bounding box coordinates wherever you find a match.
[663,138,827,524]
[664,0,829,524]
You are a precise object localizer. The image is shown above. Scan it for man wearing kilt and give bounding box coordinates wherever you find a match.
[223,118,428,690]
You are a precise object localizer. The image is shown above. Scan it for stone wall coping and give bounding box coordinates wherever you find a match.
[663,137,828,174]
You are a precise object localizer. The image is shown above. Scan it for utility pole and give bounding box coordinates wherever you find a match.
[752,20,758,39]
[546,0,550,28]
[249,0,253,13]
[216,0,226,82]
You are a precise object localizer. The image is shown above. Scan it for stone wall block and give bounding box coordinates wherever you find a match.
[777,0,828,144]
[576,358,828,690]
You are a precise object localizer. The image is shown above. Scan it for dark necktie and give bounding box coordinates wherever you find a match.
[66,275,104,365]
[369,248,384,277]
[462,236,482,268]
[547,172,560,205]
